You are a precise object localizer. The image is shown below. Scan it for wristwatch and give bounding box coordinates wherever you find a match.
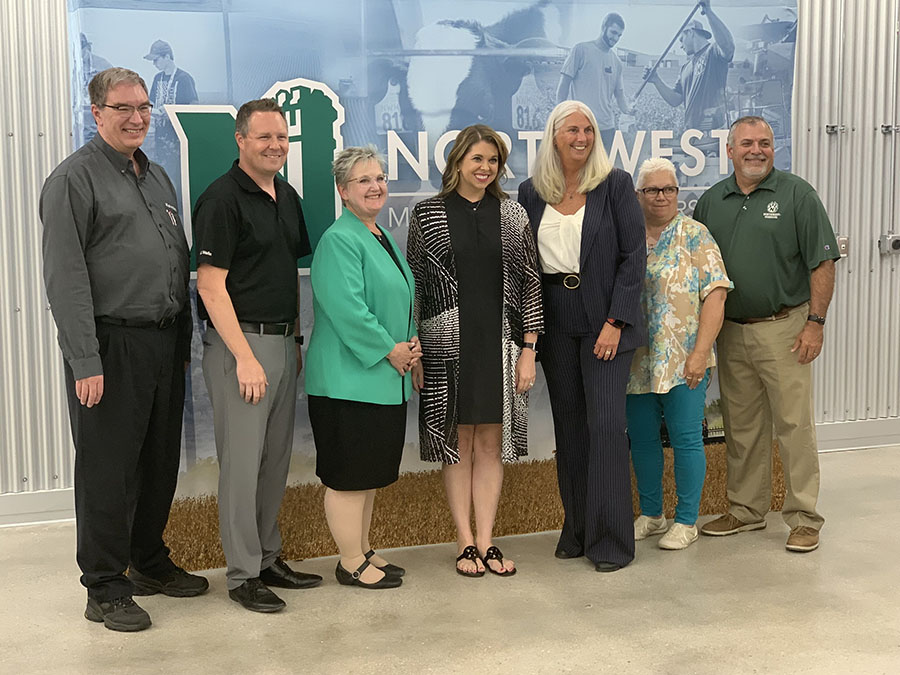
[807,314,826,325]
[522,341,537,353]
[606,318,626,329]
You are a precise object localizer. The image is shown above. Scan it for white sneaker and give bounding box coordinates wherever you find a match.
[634,515,669,540]
[658,523,699,550]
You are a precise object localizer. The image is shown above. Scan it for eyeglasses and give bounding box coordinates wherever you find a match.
[639,186,679,197]
[346,174,388,187]
[102,103,154,117]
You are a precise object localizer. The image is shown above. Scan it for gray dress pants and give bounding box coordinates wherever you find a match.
[202,327,297,590]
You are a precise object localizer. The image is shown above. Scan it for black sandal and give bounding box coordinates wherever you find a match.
[455,545,485,578]
[480,546,516,577]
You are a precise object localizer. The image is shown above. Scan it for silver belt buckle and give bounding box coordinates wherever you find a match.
[563,274,580,289]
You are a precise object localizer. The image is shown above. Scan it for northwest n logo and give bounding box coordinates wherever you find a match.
[764,200,781,219]
[165,77,346,266]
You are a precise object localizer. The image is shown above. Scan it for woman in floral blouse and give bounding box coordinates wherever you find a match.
[626,158,732,550]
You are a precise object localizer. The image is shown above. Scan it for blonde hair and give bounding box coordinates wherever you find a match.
[636,157,678,189]
[438,124,509,200]
[532,100,612,204]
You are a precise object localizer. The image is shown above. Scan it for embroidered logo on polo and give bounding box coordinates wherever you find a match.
[763,201,781,219]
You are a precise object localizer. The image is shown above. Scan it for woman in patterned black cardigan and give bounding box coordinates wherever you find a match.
[407,125,544,577]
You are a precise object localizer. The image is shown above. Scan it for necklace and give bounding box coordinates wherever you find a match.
[458,190,485,211]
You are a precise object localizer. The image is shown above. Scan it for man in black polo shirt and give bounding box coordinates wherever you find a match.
[194,98,321,613]
[694,115,840,553]
[40,67,208,633]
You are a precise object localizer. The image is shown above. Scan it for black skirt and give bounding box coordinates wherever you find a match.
[308,395,407,491]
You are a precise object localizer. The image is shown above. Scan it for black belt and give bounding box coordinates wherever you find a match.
[236,321,293,336]
[542,273,580,289]
[97,315,177,329]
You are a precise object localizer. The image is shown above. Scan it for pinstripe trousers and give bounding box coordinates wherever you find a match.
[541,330,635,567]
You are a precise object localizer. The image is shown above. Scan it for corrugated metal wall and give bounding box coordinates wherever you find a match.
[0,0,73,496]
[1,0,897,513]
[794,0,900,425]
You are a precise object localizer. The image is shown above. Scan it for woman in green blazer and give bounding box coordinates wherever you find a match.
[306,145,419,590]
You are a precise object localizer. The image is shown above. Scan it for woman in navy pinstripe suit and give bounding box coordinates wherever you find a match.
[518,100,646,572]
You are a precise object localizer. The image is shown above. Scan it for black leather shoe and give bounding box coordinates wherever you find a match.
[228,578,286,613]
[335,559,402,589]
[259,557,323,589]
[364,549,405,577]
[85,596,151,632]
[595,561,625,573]
[554,547,584,559]
[129,566,209,597]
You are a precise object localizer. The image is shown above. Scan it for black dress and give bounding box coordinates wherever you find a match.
[446,191,503,424]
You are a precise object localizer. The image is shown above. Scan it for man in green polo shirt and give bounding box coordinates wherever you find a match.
[693,115,839,553]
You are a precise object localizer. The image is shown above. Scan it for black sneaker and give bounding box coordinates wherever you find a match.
[84,596,152,632]
[129,566,210,597]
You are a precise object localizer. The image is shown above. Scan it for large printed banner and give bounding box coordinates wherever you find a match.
[69,0,798,496]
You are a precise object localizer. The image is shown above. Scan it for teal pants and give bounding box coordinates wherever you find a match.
[626,371,709,525]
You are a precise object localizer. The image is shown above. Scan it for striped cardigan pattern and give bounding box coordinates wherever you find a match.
[407,195,544,464]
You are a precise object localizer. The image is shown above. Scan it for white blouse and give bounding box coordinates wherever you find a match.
[537,204,584,274]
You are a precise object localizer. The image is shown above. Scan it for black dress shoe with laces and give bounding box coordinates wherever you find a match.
[259,557,323,589]
[228,578,286,613]
[85,596,152,632]
[595,561,625,573]
[364,549,405,577]
[129,566,209,597]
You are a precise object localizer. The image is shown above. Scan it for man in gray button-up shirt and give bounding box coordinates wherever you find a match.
[40,67,207,633]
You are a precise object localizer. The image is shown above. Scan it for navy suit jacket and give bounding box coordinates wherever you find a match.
[517,169,647,353]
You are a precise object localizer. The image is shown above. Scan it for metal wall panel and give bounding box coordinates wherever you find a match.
[795,0,900,424]
[0,0,73,495]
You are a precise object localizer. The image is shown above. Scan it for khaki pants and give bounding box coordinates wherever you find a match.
[716,303,824,530]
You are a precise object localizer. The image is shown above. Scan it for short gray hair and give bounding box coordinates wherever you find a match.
[88,68,147,107]
[636,157,678,189]
[727,115,774,147]
[332,145,387,186]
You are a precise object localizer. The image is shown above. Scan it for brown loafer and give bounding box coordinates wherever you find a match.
[700,513,766,536]
[785,526,819,552]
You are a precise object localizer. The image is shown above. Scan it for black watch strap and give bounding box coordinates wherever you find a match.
[807,314,826,325]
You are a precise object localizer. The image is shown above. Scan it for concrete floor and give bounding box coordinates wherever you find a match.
[2,446,898,675]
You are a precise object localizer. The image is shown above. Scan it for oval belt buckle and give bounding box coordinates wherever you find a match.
[563,274,580,289]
